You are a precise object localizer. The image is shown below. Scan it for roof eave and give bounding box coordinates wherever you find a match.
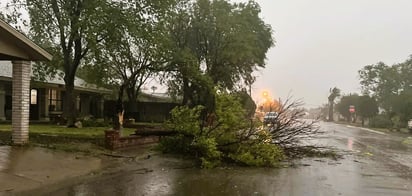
[0,19,52,61]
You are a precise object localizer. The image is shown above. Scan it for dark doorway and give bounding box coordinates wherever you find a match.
[30,88,39,120]
[5,95,11,120]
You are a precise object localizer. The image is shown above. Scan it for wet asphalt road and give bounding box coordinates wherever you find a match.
[27,122,412,195]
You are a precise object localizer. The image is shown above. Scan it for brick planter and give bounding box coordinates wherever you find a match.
[104,129,159,150]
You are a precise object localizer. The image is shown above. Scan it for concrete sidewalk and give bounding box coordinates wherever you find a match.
[0,146,101,195]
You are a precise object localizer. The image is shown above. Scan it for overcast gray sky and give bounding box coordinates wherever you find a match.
[248,0,412,107]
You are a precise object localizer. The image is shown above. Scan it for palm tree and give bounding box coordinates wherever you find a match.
[328,87,341,121]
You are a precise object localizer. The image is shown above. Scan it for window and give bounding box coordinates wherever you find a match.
[30,89,37,105]
[48,89,62,112]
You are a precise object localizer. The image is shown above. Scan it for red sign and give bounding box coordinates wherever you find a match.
[349,105,355,113]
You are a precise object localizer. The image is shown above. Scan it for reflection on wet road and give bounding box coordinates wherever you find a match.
[347,137,353,151]
[26,122,412,195]
[0,146,10,172]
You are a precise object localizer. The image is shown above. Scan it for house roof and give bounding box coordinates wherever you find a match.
[137,92,177,103]
[0,61,111,94]
[0,19,52,61]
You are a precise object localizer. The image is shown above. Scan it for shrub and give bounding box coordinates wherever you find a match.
[192,137,221,168]
[157,134,193,154]
[369,115,392,128]
[229,142,283,167]
[391,116,403,131]
[82,119,110,127]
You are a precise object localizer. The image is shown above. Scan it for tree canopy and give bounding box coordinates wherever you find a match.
[78,0,174,118]
[359,57,412,110]
[335,94,378,124]
[357,95,379,121]
[5,0,119,126]
[164,0,274,109]
[335,94,359,122]
[359,56,412,125]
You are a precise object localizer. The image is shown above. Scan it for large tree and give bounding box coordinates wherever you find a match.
[359,56,412,125]
[335,93,378,125]
[357,95,379,126]
[79,1,173,119]
[164,0,274,110]
[359,62,401,111]
[6,0,113,126]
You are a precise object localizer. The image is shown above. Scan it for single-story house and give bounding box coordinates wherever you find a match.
[0,61,111,122]
[135,93,179,122]
[104,92,180,123]
[0,18,52,144]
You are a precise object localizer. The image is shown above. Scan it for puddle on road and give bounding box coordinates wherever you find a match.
[0,145,102,193]
[0,146,101,173]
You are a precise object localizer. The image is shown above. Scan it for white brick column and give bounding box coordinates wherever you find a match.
[12,60,31,144]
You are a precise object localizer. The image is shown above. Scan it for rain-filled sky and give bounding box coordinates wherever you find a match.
[248,0,412,107]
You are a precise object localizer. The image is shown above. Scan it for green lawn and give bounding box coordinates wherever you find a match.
[0,124,136,137]
[0,124,138,154]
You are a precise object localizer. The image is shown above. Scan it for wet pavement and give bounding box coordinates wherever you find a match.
[0,146,102,195]
[4,122,412,195]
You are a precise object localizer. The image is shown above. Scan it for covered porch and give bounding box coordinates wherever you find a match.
[0,19,52,144]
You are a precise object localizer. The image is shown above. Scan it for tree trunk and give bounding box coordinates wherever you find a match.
[114,85,124,131]
[328,101,334,122]
[134,129,177,136]
[126,86,139,120]
[63,83,77,127]
[182,77,191,106]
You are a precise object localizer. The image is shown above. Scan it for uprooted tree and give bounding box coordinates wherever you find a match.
[159,93,321,168]
[265,97,320,148]
[159,92,282,168]
[157,0,323,168]
[264,97,326,157]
